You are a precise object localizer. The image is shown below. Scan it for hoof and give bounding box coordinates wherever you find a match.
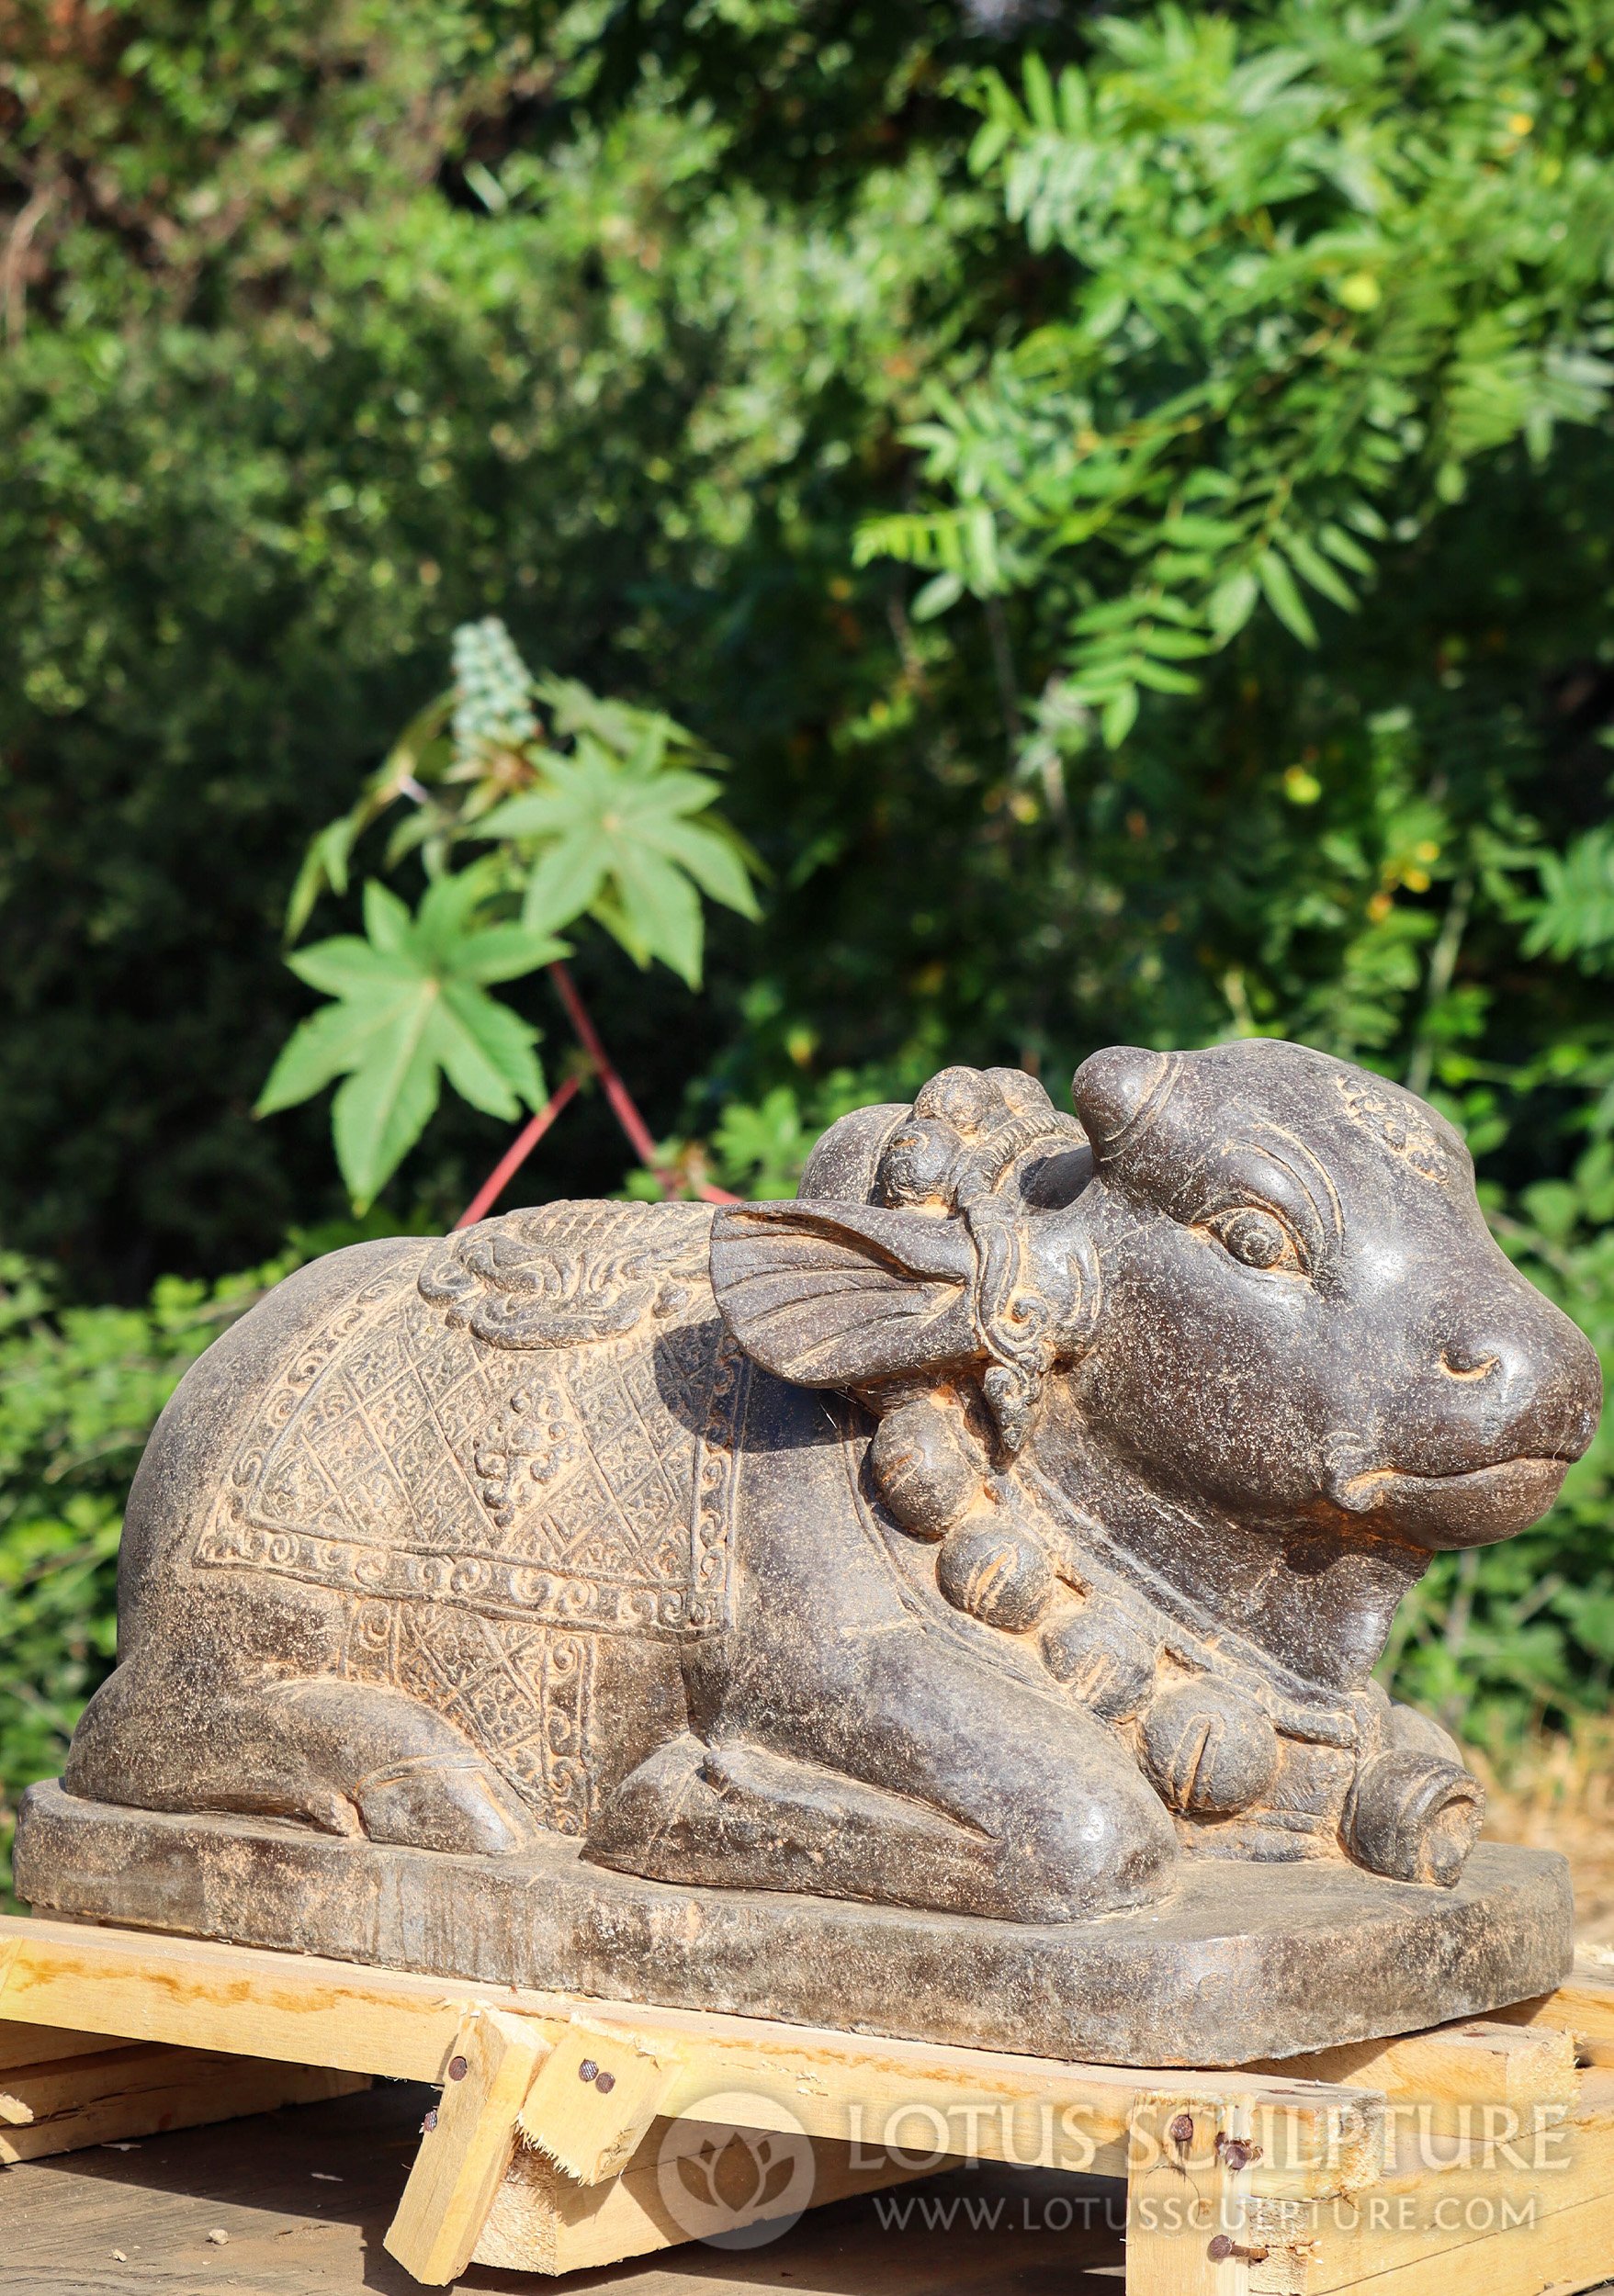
[354,1753,528,1855]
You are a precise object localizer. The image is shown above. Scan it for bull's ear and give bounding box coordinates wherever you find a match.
[709,1201,977,1390]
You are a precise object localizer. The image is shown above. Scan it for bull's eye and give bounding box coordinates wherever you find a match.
[1213,1208,1296,1271]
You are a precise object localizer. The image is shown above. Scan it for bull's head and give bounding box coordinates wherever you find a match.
[1060,1039,1600,1550]
[711,1042,1600,1700]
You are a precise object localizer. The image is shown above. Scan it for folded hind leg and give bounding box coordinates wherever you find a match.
[66,1658,530,1856]
[596,1619,1177,1920]
[264,1678,531,1853]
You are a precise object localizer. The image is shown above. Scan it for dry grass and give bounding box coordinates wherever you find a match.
[1470,1717,1614,1951]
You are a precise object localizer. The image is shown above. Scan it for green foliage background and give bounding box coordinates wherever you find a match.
[4,0,1614,1838]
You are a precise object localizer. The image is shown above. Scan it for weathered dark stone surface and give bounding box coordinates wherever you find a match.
[15,1783,1573,2066]
[17,1041,1602,2056]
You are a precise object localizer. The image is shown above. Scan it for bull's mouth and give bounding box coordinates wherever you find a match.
[1328,1455,1574,1548]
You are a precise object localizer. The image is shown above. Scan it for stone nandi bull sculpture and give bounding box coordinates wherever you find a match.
[17,1040,1600,2059]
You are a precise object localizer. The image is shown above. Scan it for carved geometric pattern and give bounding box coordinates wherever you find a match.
[198,1251,738,1634]
[338,1596,598,1837]
[192,1207,751,1838]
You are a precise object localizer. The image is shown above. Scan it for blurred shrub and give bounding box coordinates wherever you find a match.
[7,1,1612,1301]
[0,1251,288,1876]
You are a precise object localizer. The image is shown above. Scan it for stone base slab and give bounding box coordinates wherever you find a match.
[12,1780,1573,2066]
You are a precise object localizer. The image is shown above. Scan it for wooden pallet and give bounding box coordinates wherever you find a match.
[0,1913,1609,2293]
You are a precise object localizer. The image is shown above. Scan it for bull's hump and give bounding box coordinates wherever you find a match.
[418,1198,717,1350]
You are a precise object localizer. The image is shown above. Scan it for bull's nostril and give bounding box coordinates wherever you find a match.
[1439,1346,1500,1380]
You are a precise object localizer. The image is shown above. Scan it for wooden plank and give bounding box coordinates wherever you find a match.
[0,2048,364,2164]
[477,2117,935,2275]
[0,2042,218,2127]
[1249,2072,1614,2294]
[1125,2090,1258,2296]
[0,1917,491,2082]
[632,2010,1377,2194]
[1265,2020,1579,2110]
[383,2008,549,2287]
[0,1915,1378,2187]
[1253,2189,1614,2296]
[516,2013,680,2183]
[1494,1964,1614,2067]
[0,2080,431,2290]
[1262,2189,1614,2296]
[0,2022,141,2075]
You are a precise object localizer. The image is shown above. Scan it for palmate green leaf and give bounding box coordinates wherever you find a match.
[331,1007,445,1213]
[453,923,574,985]
[256,873,564,1211]
[520,832,612,935]
[433,985,544,1117]
[476,739,762,986]
[364,878,415,958]
[605,765,726,816]
[641,816,763,919]
[412,860,518,962]
[614,846,705,983]
[535,674,685,768]
[284,935,411,1000]
[256,997,384,1117]
[473,787,578,841]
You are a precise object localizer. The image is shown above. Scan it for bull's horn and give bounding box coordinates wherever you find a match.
[1072,1046,1178,1163]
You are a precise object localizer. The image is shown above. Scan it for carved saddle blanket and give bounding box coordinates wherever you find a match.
[193,1202,746,1834]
